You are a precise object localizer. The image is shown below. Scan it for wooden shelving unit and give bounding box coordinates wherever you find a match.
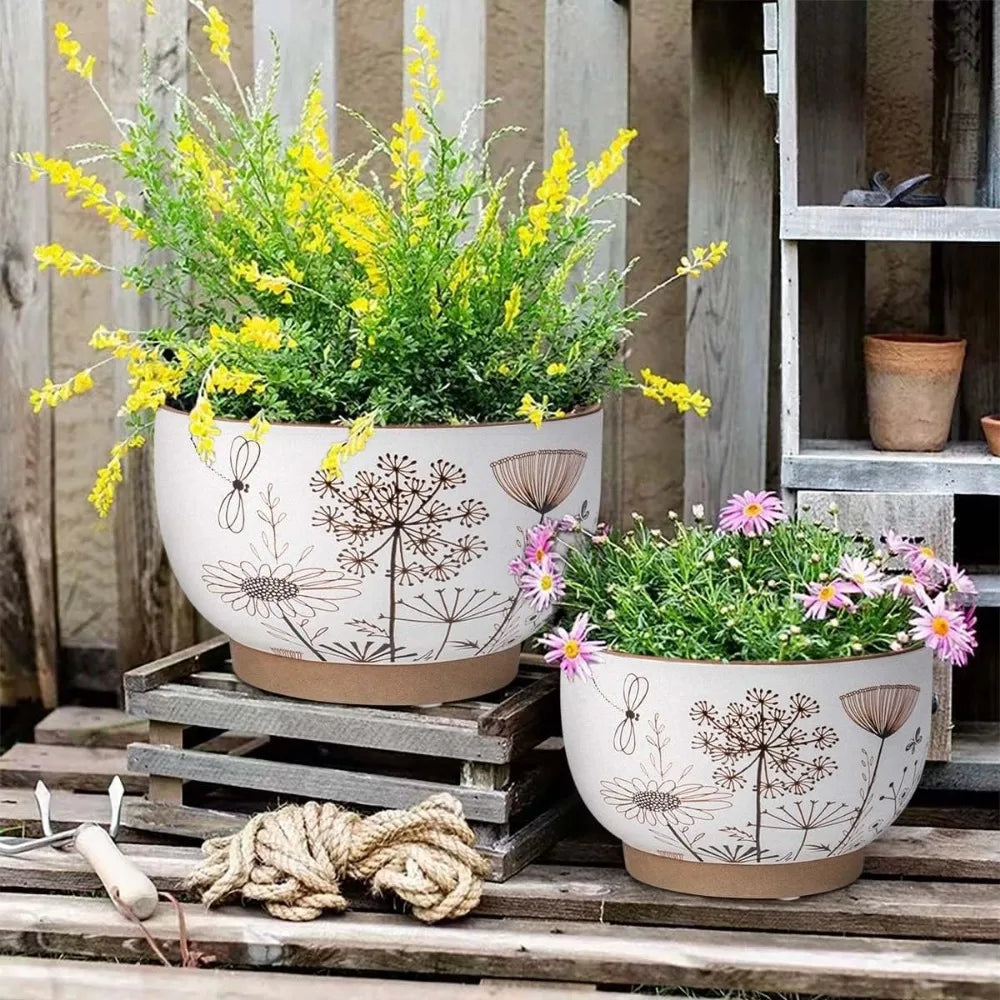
[782,205,1000,242]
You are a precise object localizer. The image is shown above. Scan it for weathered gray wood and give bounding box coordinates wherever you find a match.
[762,3,778,51]
[147,720,184,805]
[545,0,628,526]
[254,0,336,142]
[798,490,954,760]
[968,573,1000,606]
[0,958,634,1000]
[34,707,147,749]
[921,723,1000,791]
[0,788,153,841]
[127,743,512,822]
[785,440,1000,495]
[122,798,246,840]
[684,0,774,521]
[796,1,866,444]
[0,0,57,708]
[109,0,197,677]
[990,0,1000,205]
[782,205,1000,241]
[478,670,557,740]
[126,682,516,763]
[776,0,798,210]
[0,743,146,793]
[122,635,228,693]
[4,893,1000,998]
[404,0,485,145]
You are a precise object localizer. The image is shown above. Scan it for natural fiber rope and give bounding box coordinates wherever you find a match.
[186,793,490,923]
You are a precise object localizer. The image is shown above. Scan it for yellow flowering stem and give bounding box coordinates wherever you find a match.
[637,368,711,418]
[52,21,124,136]
[88,432,146,517]
[629,241,729,310]
[320,411,378,479]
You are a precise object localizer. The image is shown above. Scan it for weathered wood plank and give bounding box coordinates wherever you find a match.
[3,893,999,998]
[798,490,954,760]
[254,0,336,142]
[122,635,228,693]
[684,0,774,521]
[782,205,1000,241]
[0,0,57,708]
[34,706,147,749]
[127,743,511,822]
[0,788,153,841]
[109,0,197,677]
[785,440,1000,495]
[0,743,146,793]
[545,0,627,526]
[921,722,1000,791]
[0,957,634,1000]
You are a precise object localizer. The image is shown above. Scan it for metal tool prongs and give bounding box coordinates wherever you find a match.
[0,776,159,919]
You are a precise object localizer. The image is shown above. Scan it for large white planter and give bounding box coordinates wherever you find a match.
[154,406,603,704]
[561,646,933,898]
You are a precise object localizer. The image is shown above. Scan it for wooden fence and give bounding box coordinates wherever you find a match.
[0,0,629,706]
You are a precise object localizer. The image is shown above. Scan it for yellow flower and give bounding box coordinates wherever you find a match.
[517,392,550,429]
[88,434,145,517]
[389,107,427,191]
[246,411,270,443]
[284,260,304,283]
[53,22,95,79]
[29,369,96,411]
[320,411,377,478]
[34,242,103,276]
[234,260,293,302]
[203,5,231,66]
[176,132,231,213]
[146,1,156,14]
[546,362,568,376]
[350,297,376,316]
[584,127,637,192]
[497,362,511,376]
[638,368,712,417]
[205,365,264,395]
[208,322,237,351]
[519,129,575,257]
[676,240,729,278]
[502,284,522,331]
[188,396,220,462]
[238,316,283,351]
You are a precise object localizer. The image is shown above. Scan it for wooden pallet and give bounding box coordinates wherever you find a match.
[118,637,573,881]
[1,706,999,998]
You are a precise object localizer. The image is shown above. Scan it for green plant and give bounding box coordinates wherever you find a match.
[19,2,725,516]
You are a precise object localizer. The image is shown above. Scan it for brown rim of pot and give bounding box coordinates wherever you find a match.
[864,333,966,347]
[159,401,603,431]
[599,643,927,667]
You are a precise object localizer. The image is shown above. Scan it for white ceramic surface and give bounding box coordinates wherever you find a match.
[562,647,932,866]
[154,407,603,665]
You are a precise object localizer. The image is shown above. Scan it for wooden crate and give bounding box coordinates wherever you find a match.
[120,637,573,881]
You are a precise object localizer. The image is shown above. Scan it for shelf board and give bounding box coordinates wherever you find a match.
[783,440,1000,495]
[969,574,1000,608]
[920,723,1000,792]
[781,205,1000,243]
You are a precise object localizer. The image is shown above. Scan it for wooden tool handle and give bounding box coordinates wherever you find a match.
[74,824,159,920]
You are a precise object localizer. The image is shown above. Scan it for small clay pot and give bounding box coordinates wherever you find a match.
[981,415,1000,457]
[864,334,966,452]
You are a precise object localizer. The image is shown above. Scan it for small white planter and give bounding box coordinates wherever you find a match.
[561,646,932,898]
[154,406,603,704]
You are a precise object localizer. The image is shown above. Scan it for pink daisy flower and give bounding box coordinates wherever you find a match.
[889,569,932,604]
[945,564,977,597]
[718,490,787,537]
[882,530,912,556]
[508,557,528,577]
[524,522,558,566]
[837,556,885,598]
[519,557,566,612]
[796,580,857,620]
[539,613,605,679]
[910,593,977,667]
[904,540,947,577]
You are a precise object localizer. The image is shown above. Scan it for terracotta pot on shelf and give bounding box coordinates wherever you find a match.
[981,415,1000,457]
[863,334,966,452]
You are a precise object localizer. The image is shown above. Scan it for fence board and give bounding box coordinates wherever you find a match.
[684,0,774,521]
[0,0,57,708]
[253,0,336,141]
[108,0,196,678]
[545,0,628,526]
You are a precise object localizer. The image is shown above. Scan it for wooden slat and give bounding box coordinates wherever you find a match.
[405,0,485,143]
[922,723,1000,791]
[782,204,1000,242]
[2,842,997,942]
[34,706,147,749]
[0,957,633,1000]
[122,635,228,693]
[0,788,151,840]
[684,0,774,521]
[0,743,146,793]
[253,0,336,142]
[798,490,954,760]
[545,0,628,526]
[0,0,57,708]
[127,743,511,822]
[785,440,1000,494]
[3,893,999,998]
[108,0,197,676]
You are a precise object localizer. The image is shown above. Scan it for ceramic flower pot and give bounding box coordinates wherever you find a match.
[154,406,603,705]
[981,415,1000,457]
[864,334,966,452]
[561,646,933,898]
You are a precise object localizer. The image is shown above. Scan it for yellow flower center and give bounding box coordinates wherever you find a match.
[533,547,547,563]
[920,545,935,559]
[818,585,835,602]
[932,616,950,637]
[901,574,916,586]
[563,639,580,659]
[539,574,553,592]
[743,502,763,518]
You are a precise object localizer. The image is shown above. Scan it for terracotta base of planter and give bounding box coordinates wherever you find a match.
[230,640,521,706]
[623,844,865,899]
